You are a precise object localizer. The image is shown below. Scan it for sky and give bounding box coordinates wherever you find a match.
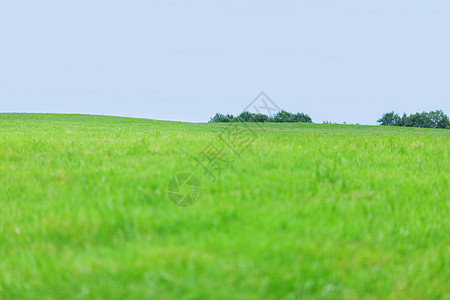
[1,0,449,124]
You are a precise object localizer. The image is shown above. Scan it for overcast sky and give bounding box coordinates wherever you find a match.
[1,0,449,124]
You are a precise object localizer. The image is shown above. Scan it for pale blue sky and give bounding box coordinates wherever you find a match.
[1,0,449,124]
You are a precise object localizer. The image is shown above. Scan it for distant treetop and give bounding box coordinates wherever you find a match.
[209,110,312,123]
[377,110,450,129]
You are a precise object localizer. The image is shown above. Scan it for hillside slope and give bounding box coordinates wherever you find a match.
[0,113,449,299]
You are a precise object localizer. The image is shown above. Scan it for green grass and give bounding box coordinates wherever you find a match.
[0,113,448,299]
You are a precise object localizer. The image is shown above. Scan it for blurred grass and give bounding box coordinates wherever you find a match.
[0,113,448,299]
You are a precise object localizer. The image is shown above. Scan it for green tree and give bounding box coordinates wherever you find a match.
[248,113,269,122]
[238,111,253,122]
[377,111,399,126]
[294,112,312,123]
[209,113,231,122]
[272,110,295,122]
[428,110,450,128]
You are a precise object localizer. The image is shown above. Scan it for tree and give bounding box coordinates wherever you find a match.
[377,111,398,126]
[419,112,434,128]
[403,113,416,127]
[428,110,450,128]
[294,112,312,123]
[272,110,294,122]
[248,113,269,122]
[378,110,449,129]
[396,113,407,126]
[237,111,253,122]
[209,113,231,122]
[209,110,313,123]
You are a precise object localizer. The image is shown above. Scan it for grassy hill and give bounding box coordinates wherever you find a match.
[0,113,448,299]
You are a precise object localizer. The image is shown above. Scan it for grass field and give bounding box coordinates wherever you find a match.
[0,113,448,299]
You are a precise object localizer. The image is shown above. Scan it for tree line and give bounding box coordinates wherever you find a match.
[209,109,449,128]
[209,110,312,123]
[377,110,450,129]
